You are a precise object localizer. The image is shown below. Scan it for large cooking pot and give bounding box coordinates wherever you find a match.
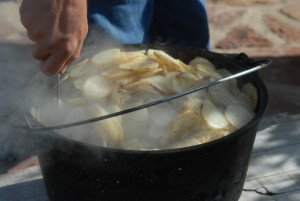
[26,44,268,201]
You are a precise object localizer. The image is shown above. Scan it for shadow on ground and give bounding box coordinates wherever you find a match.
[257,56,300,116]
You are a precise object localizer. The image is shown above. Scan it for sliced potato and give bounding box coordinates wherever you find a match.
[102,69,134,80]
[142,75,172,93]
[83,75,112,99]
[236,92,254,111]
[122,75,171,94]
[208,83,235,106]
[122,50,146,60]
[120,138,143,150]
[194,130,228,143]
[147,49,189,72]
[67,98,86,105]
[180,98,203,115]
[166,72,198,93]
[68,59,92,78]
[189,57,215,70]
[62,107,91,142]
[91,104,123,143]
[119,55,159,72]
[225,103,255,129]
[137,68,163,79]
[111,85,126,108]
[196,64,222,79]
[150,103,176,127]
[166,137,200,149]
[122,101,148,139]
[91,48,122,66]
[216,69,240,97]
[170,110,202,134]
[241,82,258,109]
[31,107,41,122]
[113,76,136,86]
[72,77,86,91]
[201,99,229,130]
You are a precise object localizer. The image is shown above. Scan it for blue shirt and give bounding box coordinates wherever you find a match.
[88,0,210,49]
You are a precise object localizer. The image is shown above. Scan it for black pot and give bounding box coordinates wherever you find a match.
[27,44,268,201]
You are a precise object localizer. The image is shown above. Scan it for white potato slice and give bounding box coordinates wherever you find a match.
[123,50,146,60]
[208,83,235,106]
[236,92,254,111]
[225,103,255,129]
[91,104,123,143]
[216,69,240,97]
[142,75,172,93]
[103,69,134,80]
[119,55,159,72]
[120,138,143,150]
[196,64,222,79]
[241,82,258,109]
[201,99,229,130]
[67,98,86,105]
[170,110,201,134]
[166,137,200,149]
[216,69,232,87]
[122,101,148,139]
[91,48,122,66]
[111,85,126,108]
[189,57,215,70]
[31,107,41,122]
[150,103,176,127]
[194,130,228,144]
[166,72,198,93]
[122,75,170,94]
[147,49,189,72]
[83,75,112,99]
[68,59,92,78]
[68,58,89,70]
[62,107,91,142]
[180,98,203,115]
[137,68,163,78]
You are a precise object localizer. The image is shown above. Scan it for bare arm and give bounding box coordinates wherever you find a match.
[20,0,88,75]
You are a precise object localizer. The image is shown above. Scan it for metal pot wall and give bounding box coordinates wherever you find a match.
[27,44,268,201]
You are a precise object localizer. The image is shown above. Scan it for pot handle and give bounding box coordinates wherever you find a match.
[222,53,271,75]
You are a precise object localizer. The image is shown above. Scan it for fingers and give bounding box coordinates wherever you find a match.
[58,41,84,74]
[32,43,50,60]
[40,50,71,75]
[62,41,83,67]
[39,40,81,75]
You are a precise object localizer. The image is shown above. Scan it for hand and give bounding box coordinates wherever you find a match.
[20,0,88,75]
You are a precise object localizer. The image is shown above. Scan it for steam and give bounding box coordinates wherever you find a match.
[25,31,196,150]
[0,42,39,170]
[0,26,123,168]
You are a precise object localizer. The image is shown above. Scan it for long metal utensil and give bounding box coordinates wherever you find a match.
[27,59,271,131]
[56,74,61,111]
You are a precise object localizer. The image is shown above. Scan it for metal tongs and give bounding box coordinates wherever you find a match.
[56,74,61,111]
[27,59,272,131]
